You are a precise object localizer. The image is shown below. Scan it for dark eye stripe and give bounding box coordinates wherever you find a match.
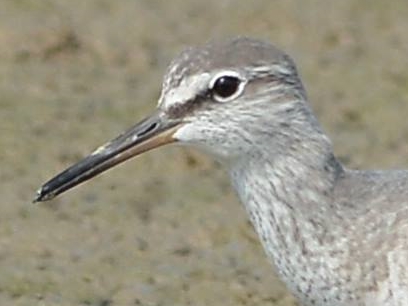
[165,70,299,119]
[166,90,210,119]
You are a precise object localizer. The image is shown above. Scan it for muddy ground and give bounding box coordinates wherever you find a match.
[1,1,408,305]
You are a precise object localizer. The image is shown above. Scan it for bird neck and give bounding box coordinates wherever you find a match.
[230,126,343,215]
[228,130,345,296]
[229,123,344,238]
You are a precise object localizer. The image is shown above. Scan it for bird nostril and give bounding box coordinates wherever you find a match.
[139,122,158,137]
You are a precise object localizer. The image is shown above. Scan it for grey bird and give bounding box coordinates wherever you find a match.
[34,37,408,306]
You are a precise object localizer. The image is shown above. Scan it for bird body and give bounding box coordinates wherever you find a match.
[231,151,408,305]
[35,38,408,305]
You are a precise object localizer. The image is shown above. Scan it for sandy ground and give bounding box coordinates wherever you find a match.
[1,1,408,305]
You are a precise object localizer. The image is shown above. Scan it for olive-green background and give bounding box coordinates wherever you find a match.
[2,1,408,305]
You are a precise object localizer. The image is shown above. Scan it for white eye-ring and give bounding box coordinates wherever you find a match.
[209,71,247,103]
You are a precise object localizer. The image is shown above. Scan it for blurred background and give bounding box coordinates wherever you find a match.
[1,0,408,305]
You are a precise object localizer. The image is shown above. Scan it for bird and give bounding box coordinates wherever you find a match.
[34,37,408,306]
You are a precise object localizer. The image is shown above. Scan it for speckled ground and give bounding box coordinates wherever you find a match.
[1,1,408,305]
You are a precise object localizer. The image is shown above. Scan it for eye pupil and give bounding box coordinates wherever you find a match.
[212,76,241,99]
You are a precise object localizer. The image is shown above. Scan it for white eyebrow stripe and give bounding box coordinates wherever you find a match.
[246,64,292,78]
[158,73,212,109]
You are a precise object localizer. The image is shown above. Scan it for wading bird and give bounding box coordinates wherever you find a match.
[35,37,408,306]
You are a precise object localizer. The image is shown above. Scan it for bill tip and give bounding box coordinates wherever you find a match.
[32,187,43,203]
[32,186,55,203]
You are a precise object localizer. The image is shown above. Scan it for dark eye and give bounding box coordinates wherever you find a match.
[211,75,242,101]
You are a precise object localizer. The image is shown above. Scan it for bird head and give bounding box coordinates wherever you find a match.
[34,37,310,202]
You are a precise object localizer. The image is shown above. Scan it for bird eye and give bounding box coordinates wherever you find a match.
[210,73,244,102]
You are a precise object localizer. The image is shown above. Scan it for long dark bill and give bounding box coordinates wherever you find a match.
[34,112,181,202]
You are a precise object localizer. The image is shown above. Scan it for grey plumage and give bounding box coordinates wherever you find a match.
[35,37,408,305]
